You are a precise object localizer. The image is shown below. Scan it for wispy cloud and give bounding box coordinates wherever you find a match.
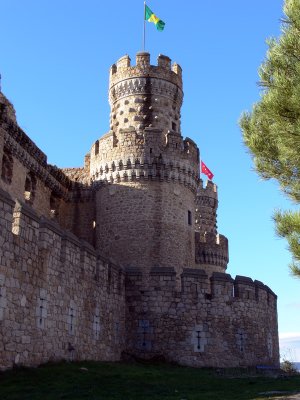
[280,332,300,340]
[280,332,300,361]
[284,302,300,309]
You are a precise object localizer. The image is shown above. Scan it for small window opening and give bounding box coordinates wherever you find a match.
[172,122,177,131]
[188,210,192,225]
[50,193,59,218]
[150,148,152,154]
[24,172,37,204]
[1,148,13,184]
[95,140,99,155]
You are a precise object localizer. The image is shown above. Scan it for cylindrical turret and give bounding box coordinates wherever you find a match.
[109,52,183,134]
[90,53,199,274]
[195,180,218,234]
[195,180,229,276]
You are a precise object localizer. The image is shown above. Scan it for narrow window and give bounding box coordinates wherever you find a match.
[188,210,192,225]
[24,172,37,204]
[36,289,47,329]
[50,193,59,217]
[94,140,99,155]
[172,122,177,131]
[68,306,75,335]
[150,148,152,154]
[1,148,13,184]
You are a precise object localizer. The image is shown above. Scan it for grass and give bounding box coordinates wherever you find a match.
[0,360,299,400]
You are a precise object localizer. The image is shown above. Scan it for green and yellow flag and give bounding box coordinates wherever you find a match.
[145,4,165,31]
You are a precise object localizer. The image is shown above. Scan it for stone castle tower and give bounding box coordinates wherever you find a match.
[0,52,279,369]
[91,52,198,272]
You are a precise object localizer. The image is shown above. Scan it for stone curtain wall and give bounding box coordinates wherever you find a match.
[125,268,279,368]
[0,183,280,369]
[0,189,125,370]
[0,52,280,369]
[0,93,72,223]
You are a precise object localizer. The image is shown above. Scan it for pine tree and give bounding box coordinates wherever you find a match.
[240,0,300,278]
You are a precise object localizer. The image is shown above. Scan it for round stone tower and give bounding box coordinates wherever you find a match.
[195,179,218,234]
[195,180,229,276]
[89,52,200,273]
[108,52,183,134]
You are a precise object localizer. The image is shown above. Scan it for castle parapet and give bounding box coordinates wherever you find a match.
[109,52,183,134]
[234,275,256,300]
[195,232,229,272]
[136,52,151,68]
[149,267,176,290]
[195,180,218,234]
[183,137,199,162]
[211,272,234,297]
[110,52,182,83]
[181,268,208,295]
[254,279,269,302]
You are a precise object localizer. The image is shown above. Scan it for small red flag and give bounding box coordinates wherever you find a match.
[201,161,214,180]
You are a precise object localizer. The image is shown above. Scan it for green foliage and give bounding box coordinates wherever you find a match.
[240,0,300,278]
[0,361,300,400]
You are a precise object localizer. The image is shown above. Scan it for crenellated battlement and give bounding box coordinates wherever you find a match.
[195,231,229,273]
[88,124,200,194]
[108,53,183,134]
[0,187,126,369]
[0,52,279,370]
[0,188,124,295]
[0,94,72,201]
[198,179,218,199]
[126,266,276,305]
[110,53,182,89]
[195,180,218,234]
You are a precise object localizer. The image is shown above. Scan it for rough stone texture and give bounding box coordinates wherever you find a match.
[0,191,125,370]
[125,268,279,367]
[0,52,279,369]
[96,181,195,273]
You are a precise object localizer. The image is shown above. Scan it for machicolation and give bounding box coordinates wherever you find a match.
[0,52,279,370]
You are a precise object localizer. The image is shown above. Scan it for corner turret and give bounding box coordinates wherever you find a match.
[196,179,218,234]
[0,93,17,124]
[195,179,229,275]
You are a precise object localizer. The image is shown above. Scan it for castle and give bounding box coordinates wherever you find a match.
[0,52,279,369]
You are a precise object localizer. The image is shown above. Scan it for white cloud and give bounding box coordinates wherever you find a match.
[280,332,300,340]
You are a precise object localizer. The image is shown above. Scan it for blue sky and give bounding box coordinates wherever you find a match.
[1,0,299,361]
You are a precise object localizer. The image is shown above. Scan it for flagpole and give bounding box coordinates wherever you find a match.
[143,1,146,51]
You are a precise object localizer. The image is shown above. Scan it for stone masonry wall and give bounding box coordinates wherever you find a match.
[109,53,183,134]
[0,51,280,370]
[95,181,195,273]
[0,188,125,370]
[0,92,72,222]
[125,268,279,368]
